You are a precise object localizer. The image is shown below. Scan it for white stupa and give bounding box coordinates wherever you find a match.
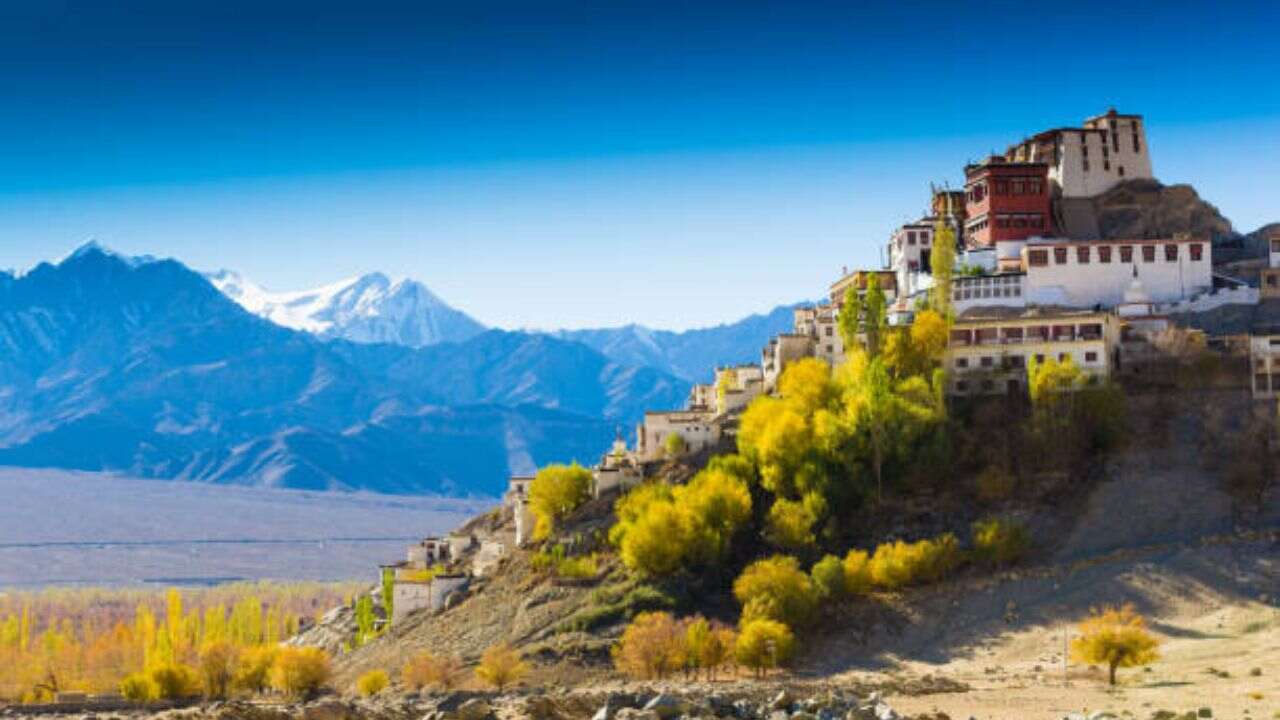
[1117,264,1155,318]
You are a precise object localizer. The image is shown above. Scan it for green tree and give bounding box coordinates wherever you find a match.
[971,516,1031,568]
[733,555,819,628]
[354,594,376,646]
[929,222,957,318]
[810,554,847,599]
[380,568,395,629]
[862,274,887,357]
[663,432,687,457]
[528,463,593,540]
[734,619,794,678]
[837,286,864,355]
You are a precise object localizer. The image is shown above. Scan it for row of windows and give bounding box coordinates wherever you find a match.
[955,274,1023,287]
[966,177,1046,204]
[954,378,1021,394]
[995,214,1046,230]
[951,323,1105,345]
[1027,243,1203,267]
[904,230,932,246]
[954,286,1021,300]
[955,350,1098,370]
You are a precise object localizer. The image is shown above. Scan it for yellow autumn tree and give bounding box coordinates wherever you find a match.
[528,463,593,540]
[1070,604,1160,685]
[732,556,819,628]
[734,619,794,678]
[611,611,685,680]
[474,643,528,691]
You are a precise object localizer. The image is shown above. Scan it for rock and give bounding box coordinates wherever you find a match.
[643,695,686,719]
[872,703,898,720]
[771,692,795,711]
[769,711,791,720]
[615,710,661,720]
[456,699,494,720]
[791,712,818,720]
[299,699,353,720]
[1087,713,1119,720]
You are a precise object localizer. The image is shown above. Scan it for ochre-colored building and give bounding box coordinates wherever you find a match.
[964,157,1052,248]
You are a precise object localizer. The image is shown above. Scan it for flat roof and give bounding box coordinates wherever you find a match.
[956,305,1111,322]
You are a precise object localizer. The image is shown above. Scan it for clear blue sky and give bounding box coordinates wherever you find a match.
[0,1,1277,329]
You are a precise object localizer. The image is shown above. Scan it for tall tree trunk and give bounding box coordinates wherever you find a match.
[1109,661,1118,685]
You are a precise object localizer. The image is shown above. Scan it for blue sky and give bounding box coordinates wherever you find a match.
[0,1,1277,329]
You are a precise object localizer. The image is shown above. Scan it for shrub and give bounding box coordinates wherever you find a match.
[810,554,847,599]
[233,645,278,695]
[765,498,818,550]
[474,643,528,690]
[612,611,686,680]
[683,616,736,681]
[733,555,818,628]
[663,432,687,457]
[1070,604,1160,685]
[842,549,872,594]
[734,619,794,677]
[198,640,239,699]
[617,500,691,577]
[356,669,389,697]
[270,647,332,700]
[528,463,593,540]
[556,553,599,579]
[971,517,1031,567]
[150,663,201,699]
[401,652,463,691]
[868,533,962,589]
[120,672,158,702]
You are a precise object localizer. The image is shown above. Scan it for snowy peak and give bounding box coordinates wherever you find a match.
[207,270,485,347]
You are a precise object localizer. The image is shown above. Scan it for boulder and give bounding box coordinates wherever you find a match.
[770,692,795,711]
[456,699,494,720]
[643,695,686,719]
[299,699,354,720]
[615,709,661,720]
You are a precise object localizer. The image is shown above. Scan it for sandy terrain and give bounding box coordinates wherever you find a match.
[814,535,1280,719]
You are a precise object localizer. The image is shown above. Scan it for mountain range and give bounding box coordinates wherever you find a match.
[209,269,797,383]
[0,245,793,495]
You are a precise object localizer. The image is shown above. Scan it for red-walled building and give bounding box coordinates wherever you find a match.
[964,157,1052,248]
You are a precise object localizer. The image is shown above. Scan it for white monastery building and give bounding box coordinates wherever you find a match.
[1006,109,1153,198]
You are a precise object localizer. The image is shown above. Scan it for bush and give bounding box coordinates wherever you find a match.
[733,555,818,628]
[474,643,528,690]
[528,463,593,540]
[971,517,1031,567]
[810,555,847,599]
[198,641,239,699]
[734,619,794,677]
[233,645,278,695]
[356,669,390,697]
[270,647,332,700]
[402,652,463,691]
[612,611,686,680]
[120,672,158,702]
[150,663,201,699]
[1070,604,1160,685]
[842,549,872,594]
[684,616,736,681]
[765,498,817,550]
[663,432,687,457]
[868,533,962,589]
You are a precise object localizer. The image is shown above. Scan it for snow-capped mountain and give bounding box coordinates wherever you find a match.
[207,270,486,348]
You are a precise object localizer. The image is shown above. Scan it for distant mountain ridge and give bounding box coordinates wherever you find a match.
[0,245,689,495]
[204,269,796,387]
[207,269,486,348]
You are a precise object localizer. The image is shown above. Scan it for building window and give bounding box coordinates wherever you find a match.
[1267,274,1278,288]
[907,231,916,245]
[955,358,968,369]
[1085,351,1098,363]
[1058,353,1069,362]
[980,356,994,368]
[1099,245,1112,263]
[1190,243,1203,261]
[1035,354,1045,363]
[825,326,832,336]
[980,379,994,392]
[1009,355,1025,368]
[1120,245,1133,262]
[1077,246,1090,263]
[1142,245,1156,263]
[1133,133,1141,153]
[1165,244,1178,261]
[1119,166,1126,177]
[1054,248,1068,264]
[1029,249,1048,267]
[956,381,969,392]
